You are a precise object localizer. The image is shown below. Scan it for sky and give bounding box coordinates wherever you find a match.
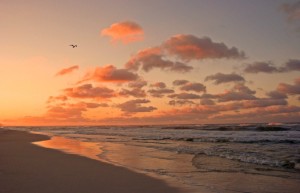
[1,0,300,126]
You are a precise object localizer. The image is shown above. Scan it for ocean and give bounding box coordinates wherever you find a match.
[6,123,300,193]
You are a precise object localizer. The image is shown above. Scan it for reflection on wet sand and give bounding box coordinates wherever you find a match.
[33,136,102,161]
[33,135,197,192]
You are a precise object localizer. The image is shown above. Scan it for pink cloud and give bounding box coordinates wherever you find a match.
[101,21,144,44]
[124,34,245,73]
[80,65,139,83]
[55,65,79,76]
[162,34,245,62]
[125,47,193,72]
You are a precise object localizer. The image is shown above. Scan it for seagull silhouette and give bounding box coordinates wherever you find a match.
[69,44,77,48]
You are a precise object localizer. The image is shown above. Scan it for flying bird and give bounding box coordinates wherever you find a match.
[69,44,77,48]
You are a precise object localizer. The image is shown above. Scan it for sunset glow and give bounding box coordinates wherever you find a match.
[1,0,300,126]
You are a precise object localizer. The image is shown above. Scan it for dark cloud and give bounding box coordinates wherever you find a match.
[173,79,189,86]
[168,93,201,99]
[205,73,245,85]
[283,59,300,71]
[241,98,287,108]
[169,100,196,106]
[172,80,206,93]
[119,80,148,98]
[281,2,300,21]
[213,105,300,122]
[200,93,217,99]
[179,82,206,93]
[148,88,175,98]
[277,77,300,95]
[233,83,256,95]
[244,61,279,73]
[266,90,288,99]
[117,99,157,113]
[244,60,300,73]
[162,34,245,61]
[150,82,166,89]
[217,92,257,102]
[119,88,146,98]
[213,98,287,113]
[147,82,175,97]
[171,62,194,72]
[217,83,256,102]
[200,98,215,105]
[128,80,147,89]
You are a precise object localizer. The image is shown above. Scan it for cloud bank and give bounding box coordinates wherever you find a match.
[244,60,300,73]
[125,34,245,73]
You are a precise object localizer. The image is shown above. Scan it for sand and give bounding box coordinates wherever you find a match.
[0,129,182,193]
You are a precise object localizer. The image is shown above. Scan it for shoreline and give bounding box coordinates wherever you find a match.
[0,129,183,193]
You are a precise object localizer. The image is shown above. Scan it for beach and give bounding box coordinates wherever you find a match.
[3,125,300,193]
[0,129,182,193]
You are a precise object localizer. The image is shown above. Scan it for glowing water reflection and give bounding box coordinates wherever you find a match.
[33,136,102,161]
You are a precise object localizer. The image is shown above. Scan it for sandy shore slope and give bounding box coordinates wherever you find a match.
[0,129,182,193]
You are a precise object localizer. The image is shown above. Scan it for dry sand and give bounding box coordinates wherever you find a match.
[0,129,182,193]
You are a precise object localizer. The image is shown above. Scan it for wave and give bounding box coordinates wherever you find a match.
[161,125,294,132]
[193,151,299,170]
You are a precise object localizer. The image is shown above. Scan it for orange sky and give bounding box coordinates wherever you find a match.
[1,0,300,126]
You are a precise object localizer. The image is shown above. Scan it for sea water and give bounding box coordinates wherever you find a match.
[7,123,300,193]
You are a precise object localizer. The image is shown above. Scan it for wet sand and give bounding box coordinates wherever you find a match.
[0,129,182,193]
